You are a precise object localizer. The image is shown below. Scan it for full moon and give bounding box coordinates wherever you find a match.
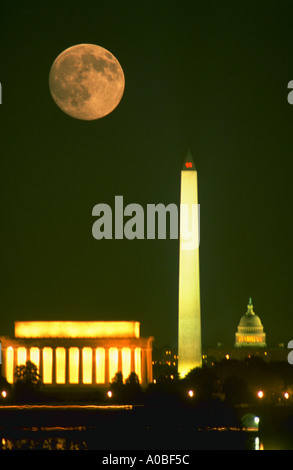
[49,44,125,120]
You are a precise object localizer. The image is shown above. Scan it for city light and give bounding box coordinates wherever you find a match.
[107,390,113,398]
[1,390,7,398]
[257,390,264,399]
[254,416,260,425]
[284,392,290,400]
[188,390,194,398]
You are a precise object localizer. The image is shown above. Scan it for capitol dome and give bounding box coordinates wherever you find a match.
[235,297,266,347]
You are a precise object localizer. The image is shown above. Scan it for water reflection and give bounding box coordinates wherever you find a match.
[250,436,264,450]
[1,431,88,450]
[0,427,264,451]
[0,405,291,450]
[255,437,264,450]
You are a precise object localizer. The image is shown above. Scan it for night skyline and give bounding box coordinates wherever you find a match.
[1,1,293,349]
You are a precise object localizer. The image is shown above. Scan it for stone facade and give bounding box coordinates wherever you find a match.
[0,321,154,388]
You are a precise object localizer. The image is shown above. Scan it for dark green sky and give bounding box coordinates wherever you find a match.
[1,0,293,348]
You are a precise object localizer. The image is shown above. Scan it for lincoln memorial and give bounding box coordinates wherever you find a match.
[0,321,154,388]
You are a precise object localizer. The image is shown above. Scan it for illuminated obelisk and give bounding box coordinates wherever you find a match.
[178,151,202,377]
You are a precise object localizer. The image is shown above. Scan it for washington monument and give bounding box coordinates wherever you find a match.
[178,151,202,377]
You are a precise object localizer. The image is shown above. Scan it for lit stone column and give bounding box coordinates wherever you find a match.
[6,347,14,384]
[104,348,109,385]
[39,348,43,383]
[147,347,153,383]
[92,348,96,385]
[79,348,83,384]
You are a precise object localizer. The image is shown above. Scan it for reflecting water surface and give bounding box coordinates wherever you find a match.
[1,428,289,451]
[1,432,87,450]
[0,404,292,450]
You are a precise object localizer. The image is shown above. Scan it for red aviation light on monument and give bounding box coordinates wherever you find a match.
[182,150,196,171]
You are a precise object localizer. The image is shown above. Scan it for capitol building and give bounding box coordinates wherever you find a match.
[202,297,287,364]
[235,297,266,348]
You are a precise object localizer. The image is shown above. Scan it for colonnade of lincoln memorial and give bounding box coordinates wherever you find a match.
[0,321,154,387]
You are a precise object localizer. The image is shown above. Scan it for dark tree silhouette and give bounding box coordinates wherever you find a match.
[14,360,40,385]
[125,371,141,390]
[222,375,250,404]
[125,372,142,403]
[125,371,140,387]
[109,371,142,402]
[14,360,41,402]
[109,371,125,399]
[183,366,218,399]
[110,371,124,388]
